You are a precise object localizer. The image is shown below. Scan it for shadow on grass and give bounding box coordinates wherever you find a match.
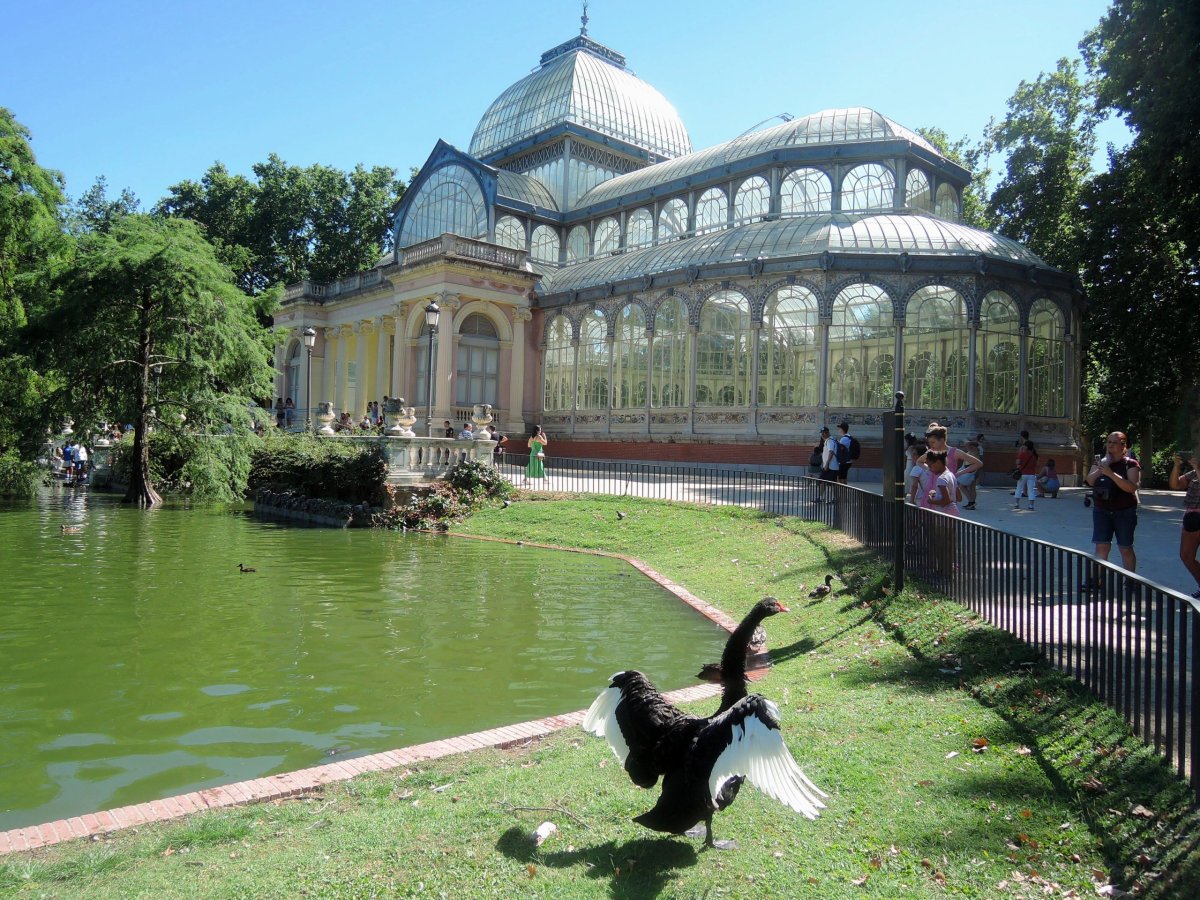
[793,521,1200,899]
[496,826,697,898]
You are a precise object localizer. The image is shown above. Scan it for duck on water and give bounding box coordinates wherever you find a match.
[583,596,827,850]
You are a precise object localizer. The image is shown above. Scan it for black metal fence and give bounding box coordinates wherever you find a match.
[496,453,1199,798]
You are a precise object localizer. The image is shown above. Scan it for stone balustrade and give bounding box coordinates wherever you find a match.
[314,434,497,485]
[399,233,529,271]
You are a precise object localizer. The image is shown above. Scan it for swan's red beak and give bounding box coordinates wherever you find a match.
[777,602,790,613]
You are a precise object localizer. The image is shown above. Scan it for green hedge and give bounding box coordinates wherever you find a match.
[247,432,388,505]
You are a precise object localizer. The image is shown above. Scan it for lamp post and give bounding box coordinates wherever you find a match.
[301,326,316,432]
[423,299,440,438]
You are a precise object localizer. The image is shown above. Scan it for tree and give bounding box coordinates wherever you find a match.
[36,215,276,506]
[915,126,990,229]
[982,58,1097,270]
[1082,0,1200,454]
[156,155,404,293]
[0,107,68,458]
[1082,0,1200,257]
[67,176,140,235]
[1078,149,1200,465]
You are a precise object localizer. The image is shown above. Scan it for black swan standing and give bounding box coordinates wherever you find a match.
[582,596,826,849]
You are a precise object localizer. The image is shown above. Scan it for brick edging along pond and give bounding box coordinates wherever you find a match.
[0,537,763,856]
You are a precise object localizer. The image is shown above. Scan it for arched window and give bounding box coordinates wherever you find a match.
[651,297,688,407]
[780,168,832,215]
[734,176,770,224]
[695,188,728,235]
[841,163,895,212]
[658,198,688,242]
[543,316,574,412]
[455,313,499,408]
[627,208,654,249]
[759,286,819,406]
[1027,299,1066,417]
[697,291,752,407]
[828,283,895,407]
[593,217,620,256]
[495,215,525,250]
[977,291,1019,413]
[614,304,647,408]
[935,184,960,221]
[905,169,931,212]
[565,225,589,264]
[577,311,610,409]
[397,164,487,247]
[902,286,969,410]
[530,224,560,264]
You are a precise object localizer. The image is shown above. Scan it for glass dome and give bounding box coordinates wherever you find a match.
[469,41,692,162]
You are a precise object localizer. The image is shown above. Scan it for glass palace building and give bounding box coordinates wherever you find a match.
[273,27,1083,474]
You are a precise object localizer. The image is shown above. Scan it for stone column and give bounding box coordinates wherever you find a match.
[389,306,405,398]
[375,316,389,405]
[334,326,350,415]
[435,295,460,420]
[354,320,370,416]
[323,327,340,413]
[272,340,288,406]
[510,308,531,433]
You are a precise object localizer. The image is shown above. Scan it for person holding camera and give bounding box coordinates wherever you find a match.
[1168,451,1200,599]
[1084,431,1142,575]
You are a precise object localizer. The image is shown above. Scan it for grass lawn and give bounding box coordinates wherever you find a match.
[2,495,1197,898]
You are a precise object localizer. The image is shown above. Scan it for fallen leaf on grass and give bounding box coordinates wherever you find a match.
[1081,777,1106,793]
[1130,804,1155,819]
[945,751,959,759]
[972,737,990,752]
[920,858,932,869]
[161,847,175,858]
[1020,809,1032,819]
[1095,886,1132,897]
[527,864,537,878]
[868,856,881,869]
[1016,746,1033,756]
[851,874,869,886]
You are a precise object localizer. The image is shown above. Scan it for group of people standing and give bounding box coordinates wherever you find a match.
[52,440,90,484]
[903,424,983,517]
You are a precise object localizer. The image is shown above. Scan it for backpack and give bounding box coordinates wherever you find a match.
[835,437,852,466]
[847,435,861,461]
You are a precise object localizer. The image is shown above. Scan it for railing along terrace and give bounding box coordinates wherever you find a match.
[494,452,1199,798]
[399,234,530,270]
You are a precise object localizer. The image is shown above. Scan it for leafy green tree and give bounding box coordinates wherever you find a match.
[1082,0,1200,257]
[0,107,69,459]
[35,215,276,506]
[156,155,404,293]
[1082,0,1200,455]
[982,58,1097,270]
[67,176,140,235]
[915,126,990,229]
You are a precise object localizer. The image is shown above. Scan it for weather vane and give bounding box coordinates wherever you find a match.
[581,1,589,36]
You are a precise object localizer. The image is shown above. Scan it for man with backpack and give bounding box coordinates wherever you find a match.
[834,421,860,484]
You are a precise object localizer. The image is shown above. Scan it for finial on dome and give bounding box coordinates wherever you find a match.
[581,1,589,36]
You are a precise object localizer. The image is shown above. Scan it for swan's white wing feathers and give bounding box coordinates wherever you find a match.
[582,676,630,766]
[708,700,827,819]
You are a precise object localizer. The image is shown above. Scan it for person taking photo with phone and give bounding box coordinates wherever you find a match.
[1084,431,1141,576]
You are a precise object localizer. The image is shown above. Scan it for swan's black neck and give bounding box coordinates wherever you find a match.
[716,605,771,713]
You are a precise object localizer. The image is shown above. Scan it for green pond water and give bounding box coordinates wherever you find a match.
[0,488,726,831]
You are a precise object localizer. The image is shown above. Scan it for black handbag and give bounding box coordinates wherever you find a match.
[1009,467,1022,481]
[808,450,822,468]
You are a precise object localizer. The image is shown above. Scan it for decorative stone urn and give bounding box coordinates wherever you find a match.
[316,401,336,436]
[385,398,417,437]
[471,403,493,431]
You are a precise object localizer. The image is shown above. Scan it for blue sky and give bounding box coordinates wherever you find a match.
[4,0,1127,208]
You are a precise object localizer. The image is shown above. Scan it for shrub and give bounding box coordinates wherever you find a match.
[443,457,513,504]
[0,450,41,498]
[248,432,388,505]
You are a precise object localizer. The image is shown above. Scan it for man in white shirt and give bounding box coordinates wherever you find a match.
[457,423,476,440]
[816,426,839,503]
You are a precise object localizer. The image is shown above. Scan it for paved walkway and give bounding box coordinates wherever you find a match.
[943,485,1197,599]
